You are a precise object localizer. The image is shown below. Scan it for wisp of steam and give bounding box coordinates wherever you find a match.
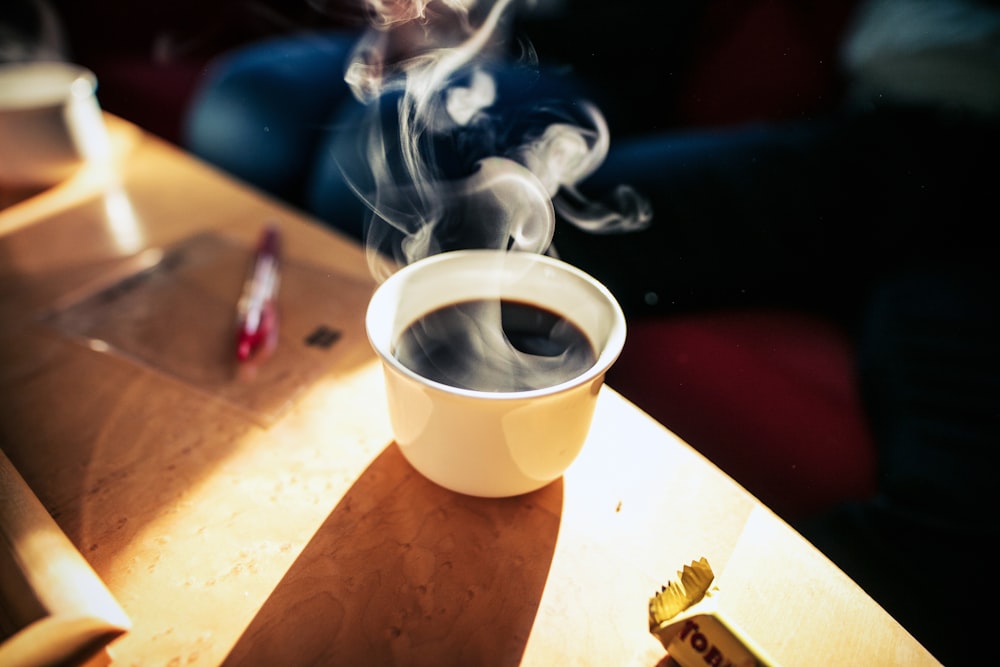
[341,0,651,275]
[344,0,651,391]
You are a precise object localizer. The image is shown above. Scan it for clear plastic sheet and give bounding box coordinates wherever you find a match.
[43,231,374,426]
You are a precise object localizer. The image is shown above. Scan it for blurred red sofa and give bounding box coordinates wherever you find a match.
[606,2,877,521]
[51,0,364,145]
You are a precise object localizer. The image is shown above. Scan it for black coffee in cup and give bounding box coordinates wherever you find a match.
[393,298,596,392]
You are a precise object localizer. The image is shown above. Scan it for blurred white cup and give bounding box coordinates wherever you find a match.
[0,61,111,187]
[366,249,626,497]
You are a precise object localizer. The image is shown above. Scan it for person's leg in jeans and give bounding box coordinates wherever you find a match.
[183,32,359,213]
[553,115,863,320]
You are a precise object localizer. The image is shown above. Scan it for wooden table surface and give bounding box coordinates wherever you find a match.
[0,115,942,666]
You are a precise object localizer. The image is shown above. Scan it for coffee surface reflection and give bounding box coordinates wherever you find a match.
[393,298,596,392]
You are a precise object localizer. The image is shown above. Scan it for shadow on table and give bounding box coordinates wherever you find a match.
[223,442,563,667]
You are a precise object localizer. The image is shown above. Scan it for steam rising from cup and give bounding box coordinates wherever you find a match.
[339,0,652,280]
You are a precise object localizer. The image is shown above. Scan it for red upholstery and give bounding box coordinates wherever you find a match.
[601,1,876,522]
[608,312,877,521]
[52,0,363,145]
[676,2,856,127]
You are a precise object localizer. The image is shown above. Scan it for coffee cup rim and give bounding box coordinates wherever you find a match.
[366,248,627,399]
[0,61,97,111]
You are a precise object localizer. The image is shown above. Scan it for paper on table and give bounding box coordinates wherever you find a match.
[0,449,131,667]
[40,231,375,426]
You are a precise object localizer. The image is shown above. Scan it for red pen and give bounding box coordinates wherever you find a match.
[236,224,281,362]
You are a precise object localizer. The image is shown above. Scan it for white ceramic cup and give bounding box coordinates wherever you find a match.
[366,249,626,497]
[0,61,110,187]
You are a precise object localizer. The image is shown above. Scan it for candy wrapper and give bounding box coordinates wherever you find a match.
[649,558,775,667]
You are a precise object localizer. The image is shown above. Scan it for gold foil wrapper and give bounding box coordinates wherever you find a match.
[649,558,716,624]
[649,559,773,667]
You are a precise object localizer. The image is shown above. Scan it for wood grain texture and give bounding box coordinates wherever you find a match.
[0,115,943,667]
[225,444,562,667]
